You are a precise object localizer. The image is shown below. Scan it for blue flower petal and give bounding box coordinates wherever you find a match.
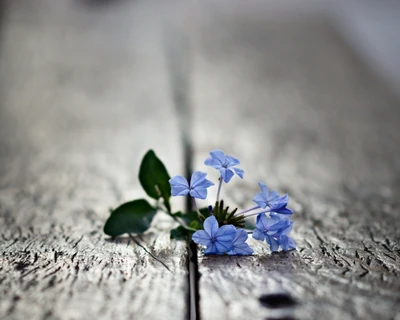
[204,242,218,255]
[190,188,208,200]
[225,155,240,166]
[214,225,236,253]
[204,157,221,168]
[184,171,214,199]
[200,180,214,189]
[215,240,232,253]
[170,175,189,186]
[228,229,253,255]
[271,194,289,209]
[221,168,235,183]
[209,149,226,164]
[270,212,285,220]
[269,213,283,221]
[172,186,190,196]
[267,191,280,202]
[287,237,296,250]
[253,191,267,208]
[253,183,293,216]
[232,228,248,243]
[215,224,236,239]
[267,220,287,231]
[266,235,280,252]
[274,207,294,216]
[279,235,296,251]
[205,150,243,182]
[203,216,219,238]
[169,175,190,196]
[251,184,296,251]
[256,213,270,229]
[192,230,211,246]
[252,228,265,241]
[280,221,293,236]
[259,182,269,197]
[190,171,208,188]
[233,167,244,179]
[228,242,254,255]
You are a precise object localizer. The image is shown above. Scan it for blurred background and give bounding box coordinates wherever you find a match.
[1,0,399,94]
[326,0,400,96]
[0,0,399,179]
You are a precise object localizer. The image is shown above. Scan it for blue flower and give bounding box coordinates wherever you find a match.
[253,182,293,216]
[204,149,244,183]
[228,229,254,255]
[169,171,214,200]
[192,216,236,254]
[252,214,295,252]
[279,235,296,251]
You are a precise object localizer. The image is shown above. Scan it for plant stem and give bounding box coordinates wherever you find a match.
[243,209,271,218]
[192,197,205,219]
[158,204,197,232]
[216,176,223,203]
[235,205,260,215]
[169,213,198,232]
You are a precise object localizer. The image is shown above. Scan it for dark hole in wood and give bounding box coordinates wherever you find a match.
[14,261,30,271]
[259,293,297,309]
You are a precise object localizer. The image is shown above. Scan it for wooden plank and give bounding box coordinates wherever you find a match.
[0,1,188,319]
[188,9,400,320]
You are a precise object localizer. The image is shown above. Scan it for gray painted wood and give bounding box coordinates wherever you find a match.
[188,9,400,320]
[2,1,400,320]
[0,1,187,319]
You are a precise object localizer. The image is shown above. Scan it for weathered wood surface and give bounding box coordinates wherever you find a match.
[188,7,400,320]
[0,1,188,319]
[1,1,400,320]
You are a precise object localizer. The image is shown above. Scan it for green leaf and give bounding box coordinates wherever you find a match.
[189,220,199,229]
[170,226,189,240]
[138,150,171,212]
[104,199,157,236]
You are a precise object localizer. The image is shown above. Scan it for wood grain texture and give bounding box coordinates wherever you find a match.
[187,6,400,320]
[2,1,400,320]
[0,1,188,319]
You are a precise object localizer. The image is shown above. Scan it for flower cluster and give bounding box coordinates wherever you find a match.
[169,149,296,255]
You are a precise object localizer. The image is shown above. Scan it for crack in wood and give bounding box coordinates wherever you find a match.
[128,233,172,274]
